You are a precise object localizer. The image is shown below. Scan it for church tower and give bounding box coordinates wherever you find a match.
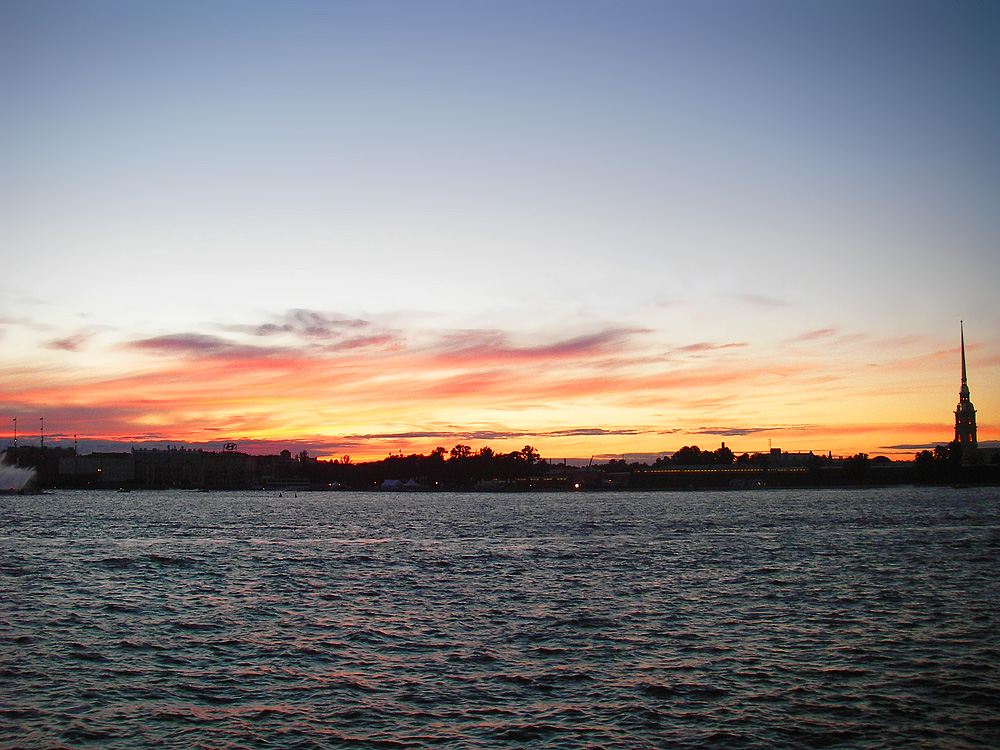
[954,321,977,453]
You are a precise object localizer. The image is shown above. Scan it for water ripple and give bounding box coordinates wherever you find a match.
[1,487,998,748]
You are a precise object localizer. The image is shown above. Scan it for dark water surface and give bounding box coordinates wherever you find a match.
[2,487,998,749]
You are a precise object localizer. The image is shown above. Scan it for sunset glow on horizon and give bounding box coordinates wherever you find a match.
[2,1,997,463]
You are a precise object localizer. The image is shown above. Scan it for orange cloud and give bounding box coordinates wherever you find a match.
[2,312,989,461]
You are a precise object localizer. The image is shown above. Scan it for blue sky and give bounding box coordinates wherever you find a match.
[2,1,998,460]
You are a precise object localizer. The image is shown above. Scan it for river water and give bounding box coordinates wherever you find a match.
[2,487,998,749]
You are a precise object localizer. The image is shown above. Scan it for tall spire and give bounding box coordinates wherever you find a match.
[955,321,977,452]
[960,320,969,395]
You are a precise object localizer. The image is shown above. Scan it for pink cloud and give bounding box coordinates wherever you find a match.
[125,333,289,360]
[45,333,94,352]
[788,328,837,343]
[676,341,748,354]
[430,327,650,366]
[5,308,978,461]
[247,309,372,338]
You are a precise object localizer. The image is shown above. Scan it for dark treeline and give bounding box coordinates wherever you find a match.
[911,442,996,484]
[3,440,998,491]
[318,444,545,490]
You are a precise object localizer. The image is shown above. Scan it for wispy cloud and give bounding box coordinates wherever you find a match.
[693,425,815,437]
[738,294,788,309]
[125,333,293,360]
[321,333,404,352]
[346,427,654,442]
[675,341,748,355]
[430,327,651,366]
[788,328,838,343]
[44,332,94,352]
[4,306,979,460]
[244,309,371,339]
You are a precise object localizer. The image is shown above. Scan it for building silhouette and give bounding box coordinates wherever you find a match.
[954,321,978,458]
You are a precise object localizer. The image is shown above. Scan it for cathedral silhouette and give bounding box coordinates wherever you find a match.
[954,321,977,459]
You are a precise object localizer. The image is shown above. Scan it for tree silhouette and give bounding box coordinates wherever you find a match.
[672,445,711,465]
[518,445,540,464]
[450,444,472,459]
[713,445,735,464]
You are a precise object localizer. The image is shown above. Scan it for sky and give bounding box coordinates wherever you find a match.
[2,0,998,462]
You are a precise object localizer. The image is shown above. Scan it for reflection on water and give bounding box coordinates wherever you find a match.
[2,487,999,748]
